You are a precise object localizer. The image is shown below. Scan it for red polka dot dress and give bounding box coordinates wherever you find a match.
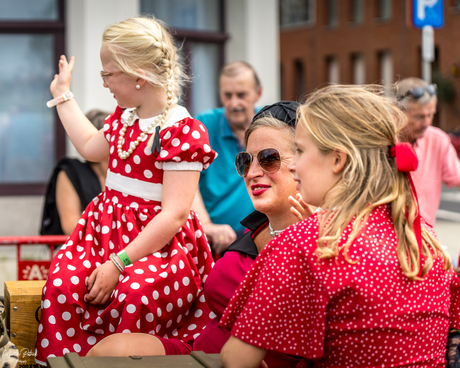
[220,205,460,367]
[35,106,217,364]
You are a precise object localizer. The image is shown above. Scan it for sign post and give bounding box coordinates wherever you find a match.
[422,25,434,82]
[412,0,443,83]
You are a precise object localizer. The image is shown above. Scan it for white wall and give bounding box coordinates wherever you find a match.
[65,0,139,157]
[0,196,45,236]
[225,0,280,106]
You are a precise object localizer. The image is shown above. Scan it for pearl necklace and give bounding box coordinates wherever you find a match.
[269,223,285,238]
[117,108,164,160]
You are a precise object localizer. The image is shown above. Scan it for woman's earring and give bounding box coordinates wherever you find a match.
[136,85,141,90]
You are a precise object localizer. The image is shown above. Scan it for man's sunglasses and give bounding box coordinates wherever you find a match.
[235,148,285,177]
[397,84,437,101]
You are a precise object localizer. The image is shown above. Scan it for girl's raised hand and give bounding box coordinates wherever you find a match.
[50,55,75,98]
[289,193,315,222]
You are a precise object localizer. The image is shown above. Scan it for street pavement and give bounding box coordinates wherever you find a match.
[437,186,460,267]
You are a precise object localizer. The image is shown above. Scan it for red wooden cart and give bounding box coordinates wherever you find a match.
[0,235,68,280]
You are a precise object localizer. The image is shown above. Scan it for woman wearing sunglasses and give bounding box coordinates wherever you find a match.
[192,100,312,367]
[220,85,460,368]
[87,101,311,366]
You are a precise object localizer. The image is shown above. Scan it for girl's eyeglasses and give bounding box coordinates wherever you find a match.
[397,84,437,101]
[100,70,123,84]
[235,148,286,177]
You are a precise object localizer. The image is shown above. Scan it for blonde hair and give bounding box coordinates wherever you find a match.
[298,84,451,280]
[102,16,186,147]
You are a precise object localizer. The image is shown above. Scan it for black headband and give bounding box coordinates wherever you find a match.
[252,100,300,128]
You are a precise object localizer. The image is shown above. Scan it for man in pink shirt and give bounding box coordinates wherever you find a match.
[395,77,460,225]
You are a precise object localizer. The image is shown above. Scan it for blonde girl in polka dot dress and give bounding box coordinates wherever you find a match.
[35,17,216,364]
[220,85,460,367]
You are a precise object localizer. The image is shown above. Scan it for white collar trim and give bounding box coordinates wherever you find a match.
[120,105,191,133]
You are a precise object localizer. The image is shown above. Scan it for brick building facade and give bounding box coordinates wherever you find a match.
[280,0,460,131]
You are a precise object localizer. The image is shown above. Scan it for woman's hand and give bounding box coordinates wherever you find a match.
[50,55,75,97]
[289,193,315,222]
[203,223,237,255]
[86,261,120,305]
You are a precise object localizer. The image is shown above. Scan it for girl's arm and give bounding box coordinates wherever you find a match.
[221,336,267,368]
[86,169,200,304]
[51,55,109,162]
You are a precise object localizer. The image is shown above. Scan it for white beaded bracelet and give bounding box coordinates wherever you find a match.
[46,91,74,108]
[109,253,124,273]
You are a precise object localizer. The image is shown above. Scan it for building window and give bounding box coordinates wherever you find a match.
[326,56,340,84]
[280,0,315,27]
[0,0,59,20]
[376,0,391,20]
[141,0,226,116]
[351,53,365,84]
[378,50,393,93]
[326,0,338,27]
[350,0,363,23]
[0,0,65,196]
[451,0,460,10]
[295,59,306,99]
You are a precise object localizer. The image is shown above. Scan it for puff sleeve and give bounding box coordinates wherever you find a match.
[219,227,328,360]
[157,117,218,172]
[102,106,123,144]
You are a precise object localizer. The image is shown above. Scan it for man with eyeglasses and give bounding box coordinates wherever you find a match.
[192,61,262,255]
[395,77,460,226]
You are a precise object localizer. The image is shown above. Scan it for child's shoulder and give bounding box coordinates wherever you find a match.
[164,109,209,139]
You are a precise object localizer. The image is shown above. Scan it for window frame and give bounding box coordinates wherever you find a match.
[0,0,66,196]
[280,0,316,29]
[375,0,391,20]
[140,0,227,114]
[349,0,363,24]
[171,27,228,113]
[325,0,338,27]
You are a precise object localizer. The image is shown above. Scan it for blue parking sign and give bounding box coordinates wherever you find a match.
[412,0,443,28]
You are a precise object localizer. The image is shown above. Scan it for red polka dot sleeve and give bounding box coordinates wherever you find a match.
[219,228,327,360]
[157,117,217,171]
[220,206,460,366]
[102,107,122,144]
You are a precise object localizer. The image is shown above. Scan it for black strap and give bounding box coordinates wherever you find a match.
[151,125,162,154]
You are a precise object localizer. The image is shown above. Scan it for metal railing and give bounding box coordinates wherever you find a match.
[0,236,68,280]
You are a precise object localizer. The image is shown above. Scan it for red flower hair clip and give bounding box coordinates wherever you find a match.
[389,142,419,172]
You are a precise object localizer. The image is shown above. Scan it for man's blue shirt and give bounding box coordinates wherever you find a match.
[196,107,255,232]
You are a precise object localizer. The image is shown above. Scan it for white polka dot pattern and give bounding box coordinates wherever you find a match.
[220,205,460,366]
[35,106,216,362]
